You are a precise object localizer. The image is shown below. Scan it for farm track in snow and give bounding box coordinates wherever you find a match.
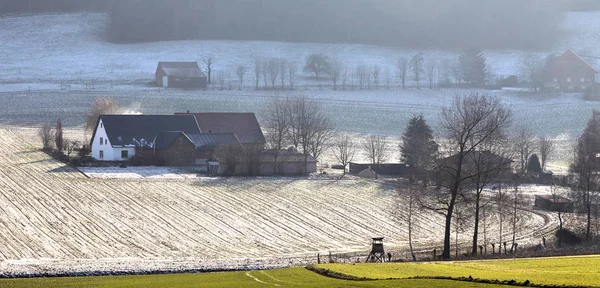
[0,128,557,275]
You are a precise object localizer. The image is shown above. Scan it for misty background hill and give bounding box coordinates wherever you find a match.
[2,0,600,50]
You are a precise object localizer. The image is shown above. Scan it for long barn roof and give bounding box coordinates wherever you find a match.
[93,115,201,148]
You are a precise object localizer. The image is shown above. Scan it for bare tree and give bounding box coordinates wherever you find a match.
[38,123,53,151]
[509,178,526,253]
[267,58,279,89]
[262,58,269,89]
[384,67,391,89]
[214,143,244,176]
[328,58,343,90]
[203,56,214,84]
[341,69,349,90]
[253,58,262,89]
[362,134,389,166]
[466,139,513,256]
[410,53,425,89]
[372,65,380,89]
[288,61,298,90]
[550,182,566,247]
[356,65,368,90]
[303,53,329,80]
[394,180,423,261]
[539,136,555,171]
[287,96,334,173]
[493,182,511,254]
[426,60,437,89]
[451,60,463,86]
[84,97,122,133]
[333,134,356,175]
[397,57,408,89]
[55,118,64,154]
[513,126,536,174]
[263,97,290,174]
[436,94,512,259]
[572,110,600,240]
[236,64,247,90]
[64,139,80,158]
[440,58,453,87]
[279,58,287,89]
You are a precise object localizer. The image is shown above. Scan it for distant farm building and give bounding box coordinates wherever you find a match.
[543,50,600,93]
[90,113,314,175]
[534,195,574,212]
[349,162,407,177]
[155,62,207,88]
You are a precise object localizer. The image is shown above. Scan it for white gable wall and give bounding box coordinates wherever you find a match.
[91,119,136,161]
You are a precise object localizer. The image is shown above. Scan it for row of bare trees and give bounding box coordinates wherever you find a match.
[263,95,334,174]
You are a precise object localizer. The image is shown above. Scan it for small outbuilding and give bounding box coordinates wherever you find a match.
[155,62,207,88]
[357,167,377,179]
[534,195,574,212]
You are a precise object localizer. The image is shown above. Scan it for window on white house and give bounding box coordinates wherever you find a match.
[581,77,585,82]
[100,123,103,128]
[121,150,128,158]
[99,150,104,159]
[99,137,103,145]
[567,77,572,83]
[105,139,108,145]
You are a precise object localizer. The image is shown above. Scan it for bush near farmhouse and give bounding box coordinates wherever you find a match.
[527,154,542,174]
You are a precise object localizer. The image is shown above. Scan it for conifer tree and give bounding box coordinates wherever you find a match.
[400,115,438,182]
[459,48,487,87]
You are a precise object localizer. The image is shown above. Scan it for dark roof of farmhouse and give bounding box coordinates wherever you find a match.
[97,115,201,148]
[153,131,191,150]
[187,133,240,149]
[157,62,206,78]
[175,112,266,145]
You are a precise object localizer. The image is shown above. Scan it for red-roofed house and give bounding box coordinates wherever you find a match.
[543,50,599,92]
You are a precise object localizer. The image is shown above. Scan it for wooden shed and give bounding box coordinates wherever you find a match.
[155,62,207,88]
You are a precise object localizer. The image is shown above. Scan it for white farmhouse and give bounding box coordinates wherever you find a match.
[90,114,201,161]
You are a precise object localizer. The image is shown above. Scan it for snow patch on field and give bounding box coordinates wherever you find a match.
[79,166,205,179]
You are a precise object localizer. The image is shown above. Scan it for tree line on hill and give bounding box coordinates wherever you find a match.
[5,0,596,50]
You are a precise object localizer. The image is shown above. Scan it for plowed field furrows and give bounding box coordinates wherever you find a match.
[0,128,556,275]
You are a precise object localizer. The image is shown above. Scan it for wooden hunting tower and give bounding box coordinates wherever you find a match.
[366,237,385,262]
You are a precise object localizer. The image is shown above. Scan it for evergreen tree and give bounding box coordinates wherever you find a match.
[401,115,438,182]
[459,48,487,87]
[526,154,542,173]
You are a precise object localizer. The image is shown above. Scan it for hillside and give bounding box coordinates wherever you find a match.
[0,127,557,276]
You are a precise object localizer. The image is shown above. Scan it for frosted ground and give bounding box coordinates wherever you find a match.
[0,128,557,276]
[0,12,598,144]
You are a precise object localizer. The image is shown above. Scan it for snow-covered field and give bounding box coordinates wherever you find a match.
[0,12,598,142]
[0,127,557,276]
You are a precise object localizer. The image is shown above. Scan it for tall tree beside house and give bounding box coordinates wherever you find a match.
[400,114,438,182]
[571,110,600,240]
[55,118,64,154]
[459,48,488,87]
[263,97,290,174]
[333,134,356,176]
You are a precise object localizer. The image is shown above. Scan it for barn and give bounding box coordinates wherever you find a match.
[543,50,600,93]
[155,62,207,88]
[175,112,266,149]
